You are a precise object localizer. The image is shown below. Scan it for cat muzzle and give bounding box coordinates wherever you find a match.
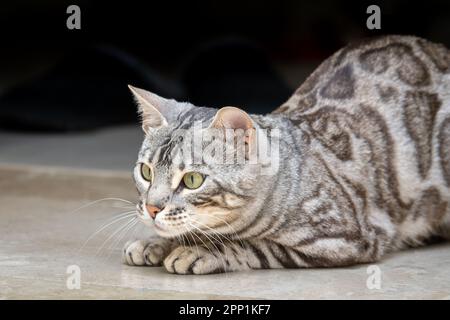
[145,204,162,219]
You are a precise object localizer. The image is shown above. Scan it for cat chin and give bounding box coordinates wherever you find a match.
[152,221,193,239]
[137,214,192,238]
[154,228,188,239]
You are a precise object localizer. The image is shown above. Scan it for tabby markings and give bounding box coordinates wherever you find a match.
[377,85,399,103]
[304,107,353,161]
[403,91,441,178]
[438,117,450,186]
[354,105,412,222]
[319,64,355,100]
[359,43,430,87]
[417,38,450,73]
[412,187,448,225]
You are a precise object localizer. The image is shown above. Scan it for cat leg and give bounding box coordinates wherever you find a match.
[162,236,387,274]
[163,241,255,275]
[123,237,177,266]
[287,237,385,267]
[281,224,392,267]
[162,239,307,274]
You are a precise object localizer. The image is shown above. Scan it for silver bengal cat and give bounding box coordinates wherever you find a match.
[123,35,450,274]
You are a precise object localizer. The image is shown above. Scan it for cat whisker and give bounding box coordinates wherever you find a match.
[187,216,247,271]
[185,224,220,271]
[107,216,139,252]
[183,225,199,256]
[192,221,233,271]
[101,210,137,224]
[176,233,187,250]
[95,217,137,256]
[69,197,136,216]
[191,213,245,249]
[78,211,137,252]
[181,232,191,250]
[105,219,140,260]
[188,219,230,250]
[111,204,137,209]
[187,221,229,274]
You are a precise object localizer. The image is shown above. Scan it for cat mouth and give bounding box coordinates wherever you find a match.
[154,226,185,239]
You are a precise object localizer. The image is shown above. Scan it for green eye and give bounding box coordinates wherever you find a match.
[183,172,204,189]
[141,163,152,182]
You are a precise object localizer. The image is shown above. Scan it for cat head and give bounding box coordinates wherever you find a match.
[129,85,276,238]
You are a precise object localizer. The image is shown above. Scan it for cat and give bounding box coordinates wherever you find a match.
[123,35,450,274]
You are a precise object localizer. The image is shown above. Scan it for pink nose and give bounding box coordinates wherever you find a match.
[146,204,162,219]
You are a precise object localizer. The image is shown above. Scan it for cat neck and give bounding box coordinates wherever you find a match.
[252,113,308,214]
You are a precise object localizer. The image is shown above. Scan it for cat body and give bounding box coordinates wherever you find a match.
[124,35,450,274]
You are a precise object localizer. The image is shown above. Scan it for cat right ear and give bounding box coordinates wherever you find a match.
[128,85,168,133]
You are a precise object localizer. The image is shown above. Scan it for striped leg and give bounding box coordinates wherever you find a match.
[163,236,385,274]
[162,239,304,275]
[244,237,385,269]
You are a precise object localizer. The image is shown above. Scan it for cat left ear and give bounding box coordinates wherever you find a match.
[209,106,254,131]
[208,106,256,147]
[128,85,168,133]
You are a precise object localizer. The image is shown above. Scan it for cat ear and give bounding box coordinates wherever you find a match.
[208,107,256,149]
[128,85,168,133]
[209,107,254,131]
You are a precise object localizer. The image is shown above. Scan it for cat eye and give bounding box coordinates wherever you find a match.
[182,172,204,189]
[141,163,153,183]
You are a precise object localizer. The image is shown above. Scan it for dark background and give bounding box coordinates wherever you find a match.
[1,0,449,131]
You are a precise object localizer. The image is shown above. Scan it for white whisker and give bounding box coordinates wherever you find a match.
[187,221,228,273]
[96,217,137,255]
[78,211,136,252]
[106,219,140,260]
[69,197,136,216]
[192,213,245,248]
[190,219,233,247]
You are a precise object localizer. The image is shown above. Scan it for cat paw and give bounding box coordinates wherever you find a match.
[163,246,225,275]
[123,239,169,266]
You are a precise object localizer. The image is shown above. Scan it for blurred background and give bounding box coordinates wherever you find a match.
[1,0,449,171]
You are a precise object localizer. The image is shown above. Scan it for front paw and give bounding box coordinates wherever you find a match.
[123,239,169,266]
[163,246,225,275]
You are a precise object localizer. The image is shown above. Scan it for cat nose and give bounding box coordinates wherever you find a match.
[146,204,162,219]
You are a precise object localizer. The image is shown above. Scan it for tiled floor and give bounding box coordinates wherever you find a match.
[1,164,449,299]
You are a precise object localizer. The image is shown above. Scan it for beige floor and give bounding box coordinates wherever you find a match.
[1,164,450,299]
